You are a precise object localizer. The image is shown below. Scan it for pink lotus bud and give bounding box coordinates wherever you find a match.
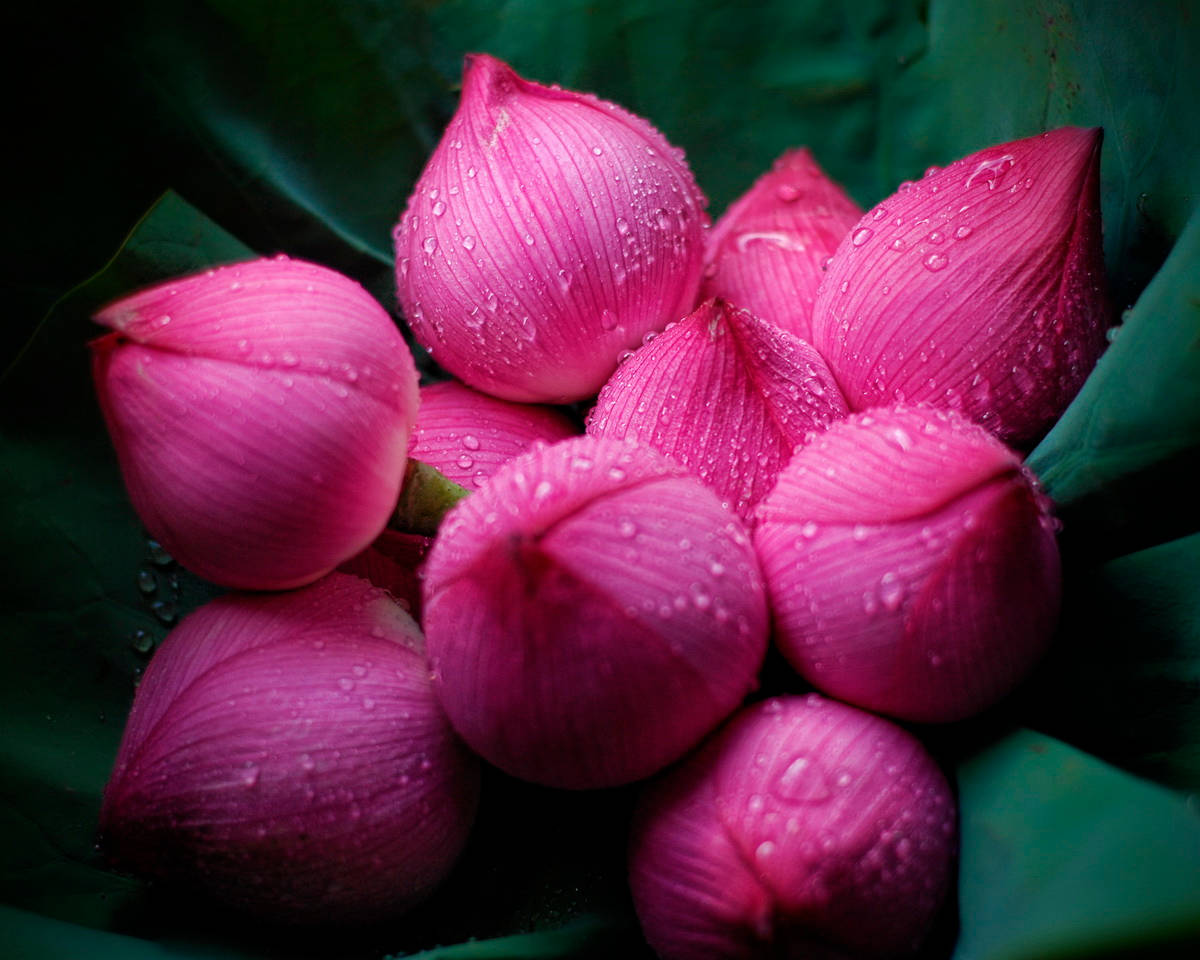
[702,149,863,342]
[754,405,1061,723]
[629,695,956,960]
[395,54,709,403]
[91,257,420,590]
[811,127,1110,448]
[410,379,578,490]
[338,529,431,617]
[423,435,767,789]
[588,300,848,521]
[99,573,480,924]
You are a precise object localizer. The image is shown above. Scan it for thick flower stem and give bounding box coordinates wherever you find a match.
[392,459,470,536]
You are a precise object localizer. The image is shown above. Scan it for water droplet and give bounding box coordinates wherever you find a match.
[851,227,874,247]
[871,205,889,221]
[773,754,832,804]
[965,153,1015,190]
[954,225,972,239]
[432,200,446,217]
[776,184,799,202]
[338,677,355,692]
[618,518,637,538]
[461,235,476,251]
[592,146,603,156]
[129,630,154,655]
[462,434,481,450]
[136,569,157,594]
[422,237,438,255]
[890,238,905,251]
[599,308,619,331]
[241,764,260,788]
[147,540,173,566]
[924,253,949,272]
[878,572,905,611]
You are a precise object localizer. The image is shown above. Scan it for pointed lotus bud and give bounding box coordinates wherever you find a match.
[629,695,956,960]
[423,436,768,789]
[99,574,480,924]
[91,258,420,590]
[395,54,709,403]
[754,405,1061,723]
[410,379,578,490]
[588,300,848,521]
[702,149,862,342]
[811,127,1110,448]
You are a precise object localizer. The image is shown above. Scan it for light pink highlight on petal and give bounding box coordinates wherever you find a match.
[811,127,1109,448]
[702,148,863,342]
[395,54,709,403]
[423,436,767,789]
[91,258,419,590]
[409,379,577,489]
[588,299,848,521]
[754,405,1061,722]
[100,574,479,924]
[630,695,956,959]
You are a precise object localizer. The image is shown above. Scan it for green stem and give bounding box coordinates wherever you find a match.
[391,459,470,536]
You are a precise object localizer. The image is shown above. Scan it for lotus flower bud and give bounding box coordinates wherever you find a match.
[629,695,956,960]
[91,257,420,590]
[423,435,767,789]
[588,300,848,521]
[811,127,1110,447]
[99,574,480,923]
[701,149,862,342]
[395,54,709,403]
[754,405,1061,723]
[410,379,578,490]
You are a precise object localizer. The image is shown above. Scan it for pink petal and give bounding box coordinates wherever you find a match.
[811,127,1110,448]
[588,300,848,522]
[409,379,578,489]
[91,258,419,590]
[338,530,432,616]
[423,436,767,788]
[395,54,708,403]
[702,148,863,342]
[630,695,956,958]
[101,574,479,923]
[754,405,1061,722]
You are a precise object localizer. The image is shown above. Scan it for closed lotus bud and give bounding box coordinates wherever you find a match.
[754,405,1061,723]
[811,127,1110,448]
[629,695,956,960]
[99,574,480,924]
[588,300,848,521]
[702,148,863,342]
[411,379,578,490]
[91,258,420,590]
[395,54,709,403]
[423,436,768,789]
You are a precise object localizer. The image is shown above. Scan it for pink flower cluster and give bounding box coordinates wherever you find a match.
[93,53,1108,953]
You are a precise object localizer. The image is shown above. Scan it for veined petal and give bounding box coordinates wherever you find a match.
[589,300,848,521]
[703,148,862,342]
[409,379,577,489]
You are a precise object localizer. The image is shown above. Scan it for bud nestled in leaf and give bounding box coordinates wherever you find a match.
[99,574,480,924]
[702,148,862,342]
[91,258,420,590]
[811,127,1109,447]
[410,379,577,490]
[754,405,1060,722]
[629,695,956,960]
[395,54,709,403]
[588,300,848,521]
[423,436,767,789]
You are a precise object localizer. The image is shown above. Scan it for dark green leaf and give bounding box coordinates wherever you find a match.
[954,730,1200,960]
[1028,208,1200,559]
[1023,532,1200,790]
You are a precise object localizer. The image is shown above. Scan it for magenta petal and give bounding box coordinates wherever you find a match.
[811,127,1110,447]
[395,54,709,403]
[702,148,863,342]
[630,695,956,959]
[91,258,419,590]
[588,300,848,522]
[754,405,1061,722]
[409,379,577,489]
[100,574,479,923]
[423,436,767,789]
[338,530,432,617]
